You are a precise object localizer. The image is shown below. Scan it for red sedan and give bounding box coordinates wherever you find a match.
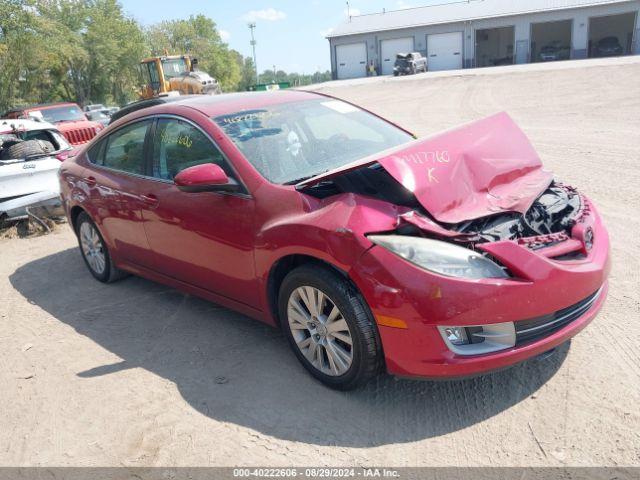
[58,91,610,390]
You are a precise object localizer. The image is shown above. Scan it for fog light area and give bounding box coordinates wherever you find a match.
[438,322,516,355]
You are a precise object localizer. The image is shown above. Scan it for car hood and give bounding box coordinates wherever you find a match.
[297,112,553,224]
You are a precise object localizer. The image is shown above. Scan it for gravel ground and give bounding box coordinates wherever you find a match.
[1,57,639,467]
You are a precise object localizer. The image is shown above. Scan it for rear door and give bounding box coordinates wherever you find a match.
[82,119,154,266]
[138,116,260,308]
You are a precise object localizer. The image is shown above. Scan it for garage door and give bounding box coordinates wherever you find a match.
[380,37,415,75]
[336,43,367,79]
[427,32,463,71]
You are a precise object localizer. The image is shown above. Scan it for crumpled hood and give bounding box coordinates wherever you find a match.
[298,112,553,224]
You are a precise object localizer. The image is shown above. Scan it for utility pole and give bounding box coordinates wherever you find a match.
[273,65,276,82]
[248,22,258,85]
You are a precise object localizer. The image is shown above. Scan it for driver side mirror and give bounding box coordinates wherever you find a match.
[174,163,240,193]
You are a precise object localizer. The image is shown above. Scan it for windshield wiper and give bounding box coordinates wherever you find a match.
[284,175,318,186]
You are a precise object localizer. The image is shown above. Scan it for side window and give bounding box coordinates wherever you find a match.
[147,63,161,92]
[102,120,150,175]
[151,118,229,180]
[87,138,105,164]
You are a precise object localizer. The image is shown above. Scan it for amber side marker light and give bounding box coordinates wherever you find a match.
[376,315,408,329]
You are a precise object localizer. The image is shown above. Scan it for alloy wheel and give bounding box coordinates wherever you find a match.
[79,222,106,275]
[287,286,354,376]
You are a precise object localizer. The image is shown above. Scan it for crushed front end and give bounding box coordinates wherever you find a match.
[347,179,610,378]
[299,112,610,379]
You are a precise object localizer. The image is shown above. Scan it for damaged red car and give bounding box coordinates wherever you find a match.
[58,91,610,390]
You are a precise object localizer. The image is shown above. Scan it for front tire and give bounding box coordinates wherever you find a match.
[278,265,382,390]
[75,212,128,283]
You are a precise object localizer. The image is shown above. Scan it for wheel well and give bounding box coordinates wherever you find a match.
[69,206,85,233]
[267,255,349,327]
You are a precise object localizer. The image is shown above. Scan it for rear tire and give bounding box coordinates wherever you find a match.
[75,212,128,283]
[0,139,54,160]
[278,264,382,390]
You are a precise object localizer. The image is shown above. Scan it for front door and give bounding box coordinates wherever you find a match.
[139,117,260,309]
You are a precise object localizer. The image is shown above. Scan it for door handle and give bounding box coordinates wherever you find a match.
[84,176,97,187]
[141,194,159,208]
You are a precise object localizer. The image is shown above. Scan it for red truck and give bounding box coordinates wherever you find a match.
[2,102,104,146]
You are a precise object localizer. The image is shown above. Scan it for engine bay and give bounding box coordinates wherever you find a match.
[451,184,582,243]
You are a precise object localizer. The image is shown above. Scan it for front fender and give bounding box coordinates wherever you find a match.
[253,193,400,321]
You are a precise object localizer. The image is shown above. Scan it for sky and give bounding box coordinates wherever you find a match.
[121,0,444,74]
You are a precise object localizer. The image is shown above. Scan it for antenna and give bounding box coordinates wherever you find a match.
[248,22,258,85]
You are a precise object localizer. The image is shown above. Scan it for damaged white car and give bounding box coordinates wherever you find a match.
[0,119,72,222]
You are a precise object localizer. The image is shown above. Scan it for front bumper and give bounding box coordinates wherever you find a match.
[350,200,610,379]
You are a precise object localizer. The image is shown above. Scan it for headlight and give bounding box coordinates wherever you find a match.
[368,235,508,279]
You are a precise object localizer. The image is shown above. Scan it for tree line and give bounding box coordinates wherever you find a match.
[0,0,331,112]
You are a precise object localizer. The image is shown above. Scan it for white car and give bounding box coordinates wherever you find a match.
[83,104,106,112]
[0,119,72,220]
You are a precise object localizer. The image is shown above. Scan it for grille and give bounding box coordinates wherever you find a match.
[515,288,602,345]
[63,127,96,145]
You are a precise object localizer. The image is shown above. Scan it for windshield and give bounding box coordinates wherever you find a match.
[161,58,188,79]
[213,98,413,184]
[33,105,85,123]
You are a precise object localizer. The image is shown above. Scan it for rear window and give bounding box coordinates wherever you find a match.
[213,98,412,184]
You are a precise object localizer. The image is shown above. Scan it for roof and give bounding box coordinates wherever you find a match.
[175,90,319,117]
[0,118,57,134]
[328,0,637,37]
[112,91,320,125]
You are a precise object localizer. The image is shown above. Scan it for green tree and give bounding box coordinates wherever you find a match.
[0,0,54,111]
[0,3,329,114]
[236,54,257,91]
[35,0,147,106]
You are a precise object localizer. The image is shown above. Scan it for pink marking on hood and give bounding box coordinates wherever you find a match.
[298,112,553,224]
[378,112,553,223]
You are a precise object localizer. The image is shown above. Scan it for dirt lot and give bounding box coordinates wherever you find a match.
[1,57,639,467]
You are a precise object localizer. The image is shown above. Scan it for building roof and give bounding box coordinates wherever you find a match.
[328,0,637,37]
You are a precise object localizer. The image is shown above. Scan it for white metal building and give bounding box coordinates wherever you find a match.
[327,0,640,79]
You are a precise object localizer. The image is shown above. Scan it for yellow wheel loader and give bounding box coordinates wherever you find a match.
[137,55,220,100]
